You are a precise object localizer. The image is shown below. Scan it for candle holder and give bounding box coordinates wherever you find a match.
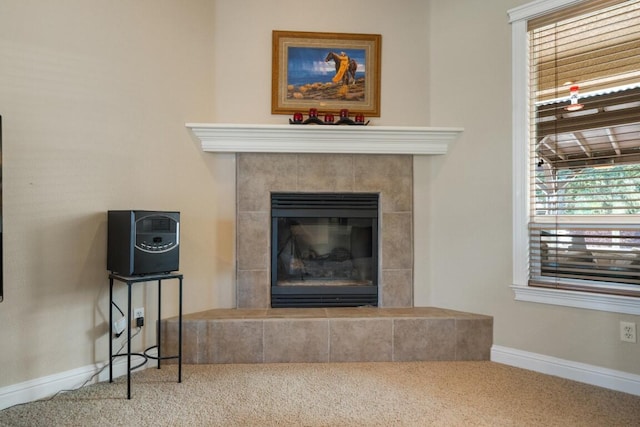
[289,110,369,125]
[292,112,304,124]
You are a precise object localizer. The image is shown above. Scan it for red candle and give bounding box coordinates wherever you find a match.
[293,112,303,122]
[324,113,334,123]
[340,109,349,118]
[355,114,365,123]
[309,108,318,118]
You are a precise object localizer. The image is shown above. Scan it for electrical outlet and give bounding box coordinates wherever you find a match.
[134,307,144,328]
[620,321,637,343]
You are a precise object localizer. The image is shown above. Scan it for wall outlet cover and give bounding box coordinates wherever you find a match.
[620,321,637,343]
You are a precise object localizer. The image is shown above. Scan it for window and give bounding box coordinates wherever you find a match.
[509,0,640,314]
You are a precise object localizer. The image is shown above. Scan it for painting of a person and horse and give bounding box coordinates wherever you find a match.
[286,47,366,101]
[272,31,380,116]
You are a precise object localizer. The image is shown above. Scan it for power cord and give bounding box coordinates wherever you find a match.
[5,326,142,409]
[112,301,125,317]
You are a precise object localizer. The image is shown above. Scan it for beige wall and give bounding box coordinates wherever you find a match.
[0,0,234,387]
[0,0,638,391]
[423,0,640,374]
[209,0,430,124]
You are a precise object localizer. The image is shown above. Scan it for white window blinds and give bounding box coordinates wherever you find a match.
[528,0,640,295]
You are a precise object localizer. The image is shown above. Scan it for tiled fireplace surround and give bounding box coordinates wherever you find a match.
[236,153,414,308]
[163,126,492,364]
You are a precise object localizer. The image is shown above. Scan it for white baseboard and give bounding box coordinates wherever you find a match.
[0,349,157,411]
[491,345,640,396]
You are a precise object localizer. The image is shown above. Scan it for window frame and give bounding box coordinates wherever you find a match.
[508,0,640,315]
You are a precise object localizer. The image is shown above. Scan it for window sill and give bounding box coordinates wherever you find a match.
[511,285,640,315]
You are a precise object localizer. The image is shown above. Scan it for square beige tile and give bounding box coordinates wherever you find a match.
[183,308,268,320]
[159,318,179,364]
[264,319,329,362]
[180,320,203,364]
[325,307,384,318]
[158,318,200,364]
[455,318,493,361]
[237,212,269,270]
[266,308,328,318]
[203,320,264,363]
[380,269,413,307]
[329,318,392,362]
[296,154,355,192]
[237,269,270,309]
[237,153,298,212]
[381,212,413,270]
[393,318,456,361]
[354,155,412,212]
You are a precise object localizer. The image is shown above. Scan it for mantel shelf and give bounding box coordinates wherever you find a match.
[186,123,464,155]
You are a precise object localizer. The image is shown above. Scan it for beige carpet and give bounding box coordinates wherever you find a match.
[1,361,639,426]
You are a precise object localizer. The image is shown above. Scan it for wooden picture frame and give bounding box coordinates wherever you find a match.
[272,30,381,117]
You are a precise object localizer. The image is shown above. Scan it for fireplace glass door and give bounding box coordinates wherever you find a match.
[271,193,378,307]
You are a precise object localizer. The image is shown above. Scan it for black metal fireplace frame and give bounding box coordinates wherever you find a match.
[270,192,379,308]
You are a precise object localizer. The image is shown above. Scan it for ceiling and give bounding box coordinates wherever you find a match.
[535,86,640,169]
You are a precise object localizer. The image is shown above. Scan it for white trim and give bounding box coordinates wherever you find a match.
[531,216,640,225]
[491,345,640,396]
[185,123,464,155]
[507,0,586,23]
[511,17,530,288]
[0,350,157,411]
[509,0,640,315]
[512,285,640,315]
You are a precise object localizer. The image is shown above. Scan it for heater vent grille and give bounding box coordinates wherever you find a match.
[271,193,378,217]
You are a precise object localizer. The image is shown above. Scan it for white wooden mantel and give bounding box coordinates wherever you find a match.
[186,123,464,155]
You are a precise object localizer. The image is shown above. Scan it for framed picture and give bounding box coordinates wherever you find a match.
[272,30,381,117]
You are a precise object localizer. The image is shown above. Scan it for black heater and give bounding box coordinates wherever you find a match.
[107,210,180,276]
[271,193,378,308]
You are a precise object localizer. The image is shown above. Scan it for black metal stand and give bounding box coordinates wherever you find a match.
[109,272,183,399]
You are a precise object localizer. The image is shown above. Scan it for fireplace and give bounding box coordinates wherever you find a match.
[271,193,379,307]
[187,125,463,309]
[234,153,414,309]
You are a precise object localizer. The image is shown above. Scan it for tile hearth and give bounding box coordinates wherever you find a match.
[161,307,493,364]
